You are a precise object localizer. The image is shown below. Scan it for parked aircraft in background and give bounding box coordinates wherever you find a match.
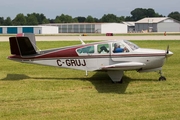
[8,33,173,83]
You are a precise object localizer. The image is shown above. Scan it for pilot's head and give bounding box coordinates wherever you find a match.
[114,43,118,47]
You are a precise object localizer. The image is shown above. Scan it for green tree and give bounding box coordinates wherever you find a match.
[75,16,86,23]
[130,8,163,21]
[124,16,134,21]
[94,17,100,22]
[72,18,78,23]
[146,8,156,17]
[42,19,50,24]
[26,14,38,25]
[118,16,125,22]
[4,17,12,25]
[100,14,120,22]
[131,8,146,21]
[168,11,180,21]
[48,18,55,23]
[36,13,46,24]
[54,16,61,23]
[12,13,26,25]
[0,17,4,25]
[55,14,74,23]
[29,13,48,24]
[85,15,94,23]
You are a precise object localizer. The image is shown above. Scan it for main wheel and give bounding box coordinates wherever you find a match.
[159,76,166,81]
[112,79,123,84]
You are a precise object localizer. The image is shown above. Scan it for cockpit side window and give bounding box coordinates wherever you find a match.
[77,45,94,54]
[98,44,109,54]
[112,42,129,53]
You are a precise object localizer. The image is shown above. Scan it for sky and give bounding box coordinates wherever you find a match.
[0,0,180,19]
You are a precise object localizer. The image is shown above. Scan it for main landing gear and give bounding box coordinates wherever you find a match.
[158,70,166,81]
[107,71,124,83]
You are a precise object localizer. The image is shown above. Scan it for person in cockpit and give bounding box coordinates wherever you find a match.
[113,43,124,53]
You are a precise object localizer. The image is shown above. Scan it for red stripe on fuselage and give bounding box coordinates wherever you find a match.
[35,47,79,59]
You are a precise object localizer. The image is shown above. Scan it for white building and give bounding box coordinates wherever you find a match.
[123,22,135,32]
[99,23,127,34]
[135,17,180,32]
[0,26,58,34]
[43,23,128,34]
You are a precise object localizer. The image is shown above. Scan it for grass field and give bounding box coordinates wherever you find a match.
[0,40,180,120]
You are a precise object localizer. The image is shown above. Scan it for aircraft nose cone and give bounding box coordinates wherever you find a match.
[166,51,173,57]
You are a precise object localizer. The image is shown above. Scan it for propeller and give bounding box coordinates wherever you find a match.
[165,45,173,60]
[165,45,169,61]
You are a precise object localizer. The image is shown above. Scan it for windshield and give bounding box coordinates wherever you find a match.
[123,40,139,50]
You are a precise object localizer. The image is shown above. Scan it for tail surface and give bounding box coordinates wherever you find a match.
[9,33,37,56]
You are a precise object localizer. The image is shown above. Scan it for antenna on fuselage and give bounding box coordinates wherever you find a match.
[79,35,85,45]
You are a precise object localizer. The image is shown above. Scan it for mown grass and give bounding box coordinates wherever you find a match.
[0,40,180,120]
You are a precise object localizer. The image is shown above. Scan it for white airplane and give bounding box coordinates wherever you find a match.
[8,33,173,83]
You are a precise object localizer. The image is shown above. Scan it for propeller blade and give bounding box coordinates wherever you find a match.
[166,45,169,54]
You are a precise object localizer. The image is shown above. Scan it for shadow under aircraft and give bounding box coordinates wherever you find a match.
[1,72,156,94]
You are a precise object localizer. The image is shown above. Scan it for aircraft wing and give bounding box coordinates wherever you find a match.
[100,62,146,70]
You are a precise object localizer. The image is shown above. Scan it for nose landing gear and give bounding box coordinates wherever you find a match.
[159,70,166,81]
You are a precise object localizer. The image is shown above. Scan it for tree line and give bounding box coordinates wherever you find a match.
[0,8,180,25]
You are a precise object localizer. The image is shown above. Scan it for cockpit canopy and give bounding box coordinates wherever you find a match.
[76,40,139,55]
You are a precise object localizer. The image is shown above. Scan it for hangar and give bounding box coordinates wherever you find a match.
[123,22,135,33]
[135,17,180,32]
[43,23,128,34]
[0,26,58,34]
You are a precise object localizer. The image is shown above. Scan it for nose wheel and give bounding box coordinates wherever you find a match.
[159,76,166,81]
[158,70,166,81]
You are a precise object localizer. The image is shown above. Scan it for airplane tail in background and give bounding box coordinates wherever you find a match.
[9,33,37,56]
